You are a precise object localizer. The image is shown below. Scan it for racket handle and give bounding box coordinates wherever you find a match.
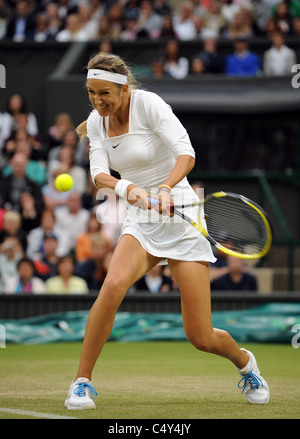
[147,197,174,213]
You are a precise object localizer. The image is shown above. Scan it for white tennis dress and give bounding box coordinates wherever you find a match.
[88,89,216,263]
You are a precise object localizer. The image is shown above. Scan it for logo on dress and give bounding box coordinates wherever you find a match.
[112,143,121,149]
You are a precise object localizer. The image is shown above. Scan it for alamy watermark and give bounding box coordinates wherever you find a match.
[291,324,300,348]
[94,186,205,225]
[0,324,5,348]
[0,64,6,88]
[291,64,300,88]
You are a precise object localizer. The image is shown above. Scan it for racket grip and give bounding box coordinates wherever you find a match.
[147,197,174,213]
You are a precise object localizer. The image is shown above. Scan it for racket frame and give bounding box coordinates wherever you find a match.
[149,191,273,260]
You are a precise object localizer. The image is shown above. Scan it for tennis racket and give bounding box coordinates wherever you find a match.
[148,191,272,260]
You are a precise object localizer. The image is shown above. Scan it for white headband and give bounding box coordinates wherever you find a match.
[87,69,127,85]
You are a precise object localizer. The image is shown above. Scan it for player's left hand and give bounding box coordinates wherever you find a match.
[156,190,173,216]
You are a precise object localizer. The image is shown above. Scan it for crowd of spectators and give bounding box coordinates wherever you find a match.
[0,92,258,295]
[0,1,298,78]
[1,0,300,42]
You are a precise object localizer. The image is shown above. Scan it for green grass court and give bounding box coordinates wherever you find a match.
[1,341,299,419]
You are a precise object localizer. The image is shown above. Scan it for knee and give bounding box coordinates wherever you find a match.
[99,273,130,304]
[187,328,230,353]
[186,330,215,353]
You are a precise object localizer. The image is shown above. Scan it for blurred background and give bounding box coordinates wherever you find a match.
[0,0,299,327]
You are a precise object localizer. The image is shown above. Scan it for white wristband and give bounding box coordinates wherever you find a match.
[114,179,134,199]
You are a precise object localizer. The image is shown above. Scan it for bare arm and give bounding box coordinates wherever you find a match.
[94,173,149,209]
[94,173,119,190]
[156,154,195,215]
[163,155,195,189]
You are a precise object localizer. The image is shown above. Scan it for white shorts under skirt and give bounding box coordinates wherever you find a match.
[119,186,217,265]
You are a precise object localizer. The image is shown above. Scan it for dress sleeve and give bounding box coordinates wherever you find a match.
[87,112,111,184]
[143,92,195,160]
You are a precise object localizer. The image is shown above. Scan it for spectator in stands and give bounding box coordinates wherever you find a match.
[120,16,137,40]
[90,0,105,20]
[74,234,111,290]
[263,30,296,76]
[196,35,224,73]
[75,213,110,263]
[56,0,77,21]
[272,1,294,35]
[32,12,53,42]
[252,0,275,35]
[163,39,189,79]
[211,255,258,291]
[46,112,74,156]
[0,209,26,251]
[134,0,163,38]
[2,140,47,186]
[107,3,124,39]
[45,2,62,39]
[0,0,11,40]
[151,57,166,77]
[225,34,260,76]
[124,0,140,21]
[47,128,84,167]
[47,145,87,195]
[19,189,41,233]
[76,4,98,41]
[223,8,254,39]
[190,55,206,74]
[42,167,72,211]
[46,254,89,294]
[210,252,229,281]
[55,13,85,42]
[263,16,281,37]
[34,232,59,281]
[292,16,300,35]
[159,14,176,38]
[209,233,234,281]
[154,0,172,17]
[8,121,43,162]
[133,265,173,293]
[202,0,228,36]
[0,152,44,212]
[172,1,196,40]
[54,191,90,252]
[5,256,46,294]
[193,15,206,38]
[1,93,39,147]
[98,38,112,54]
[95,14,114,39]
[0,237,23,293]
[220,0,242,25]
[5,0,34,41]
[27,208,70,259]
[193,0,208,17]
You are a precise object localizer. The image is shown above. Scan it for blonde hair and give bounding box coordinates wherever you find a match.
[76,52,139,140]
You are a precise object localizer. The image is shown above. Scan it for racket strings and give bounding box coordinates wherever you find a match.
[204,197,268,254]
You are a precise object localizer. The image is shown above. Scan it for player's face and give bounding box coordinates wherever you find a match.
[86,79,128,117]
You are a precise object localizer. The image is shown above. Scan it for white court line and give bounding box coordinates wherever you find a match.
[0,407,79,419]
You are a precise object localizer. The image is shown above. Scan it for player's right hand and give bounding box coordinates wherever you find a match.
[127,184,150,210]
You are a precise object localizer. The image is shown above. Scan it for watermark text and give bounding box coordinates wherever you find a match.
[0,64,6,88]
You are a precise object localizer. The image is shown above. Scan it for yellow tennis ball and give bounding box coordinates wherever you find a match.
[54,173,74,192]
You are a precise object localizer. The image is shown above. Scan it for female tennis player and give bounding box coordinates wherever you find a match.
[64,52,269,409]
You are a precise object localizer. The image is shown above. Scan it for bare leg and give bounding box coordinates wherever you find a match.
[168,260,249,369]
[75,234,161,380]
